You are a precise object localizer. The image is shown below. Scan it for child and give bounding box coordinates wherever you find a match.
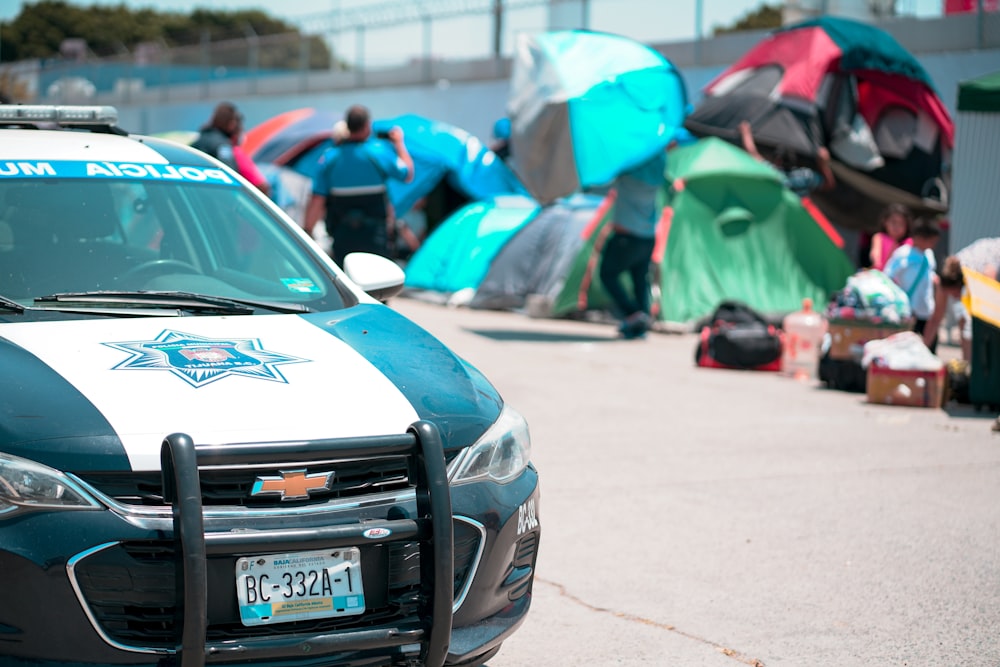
[883,217,942,352]
[869,203,912,271]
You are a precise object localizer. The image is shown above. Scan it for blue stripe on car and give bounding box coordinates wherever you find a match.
[0,337,130,471]
[0,159,239,185]
[302,305,502,448]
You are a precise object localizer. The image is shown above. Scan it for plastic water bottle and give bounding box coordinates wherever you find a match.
[782,298,828,381]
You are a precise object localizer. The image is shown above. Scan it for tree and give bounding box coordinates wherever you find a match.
[0,1,332,69]
[712,3,783,35]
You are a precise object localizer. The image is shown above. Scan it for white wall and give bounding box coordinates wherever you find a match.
[949,110,1000,252]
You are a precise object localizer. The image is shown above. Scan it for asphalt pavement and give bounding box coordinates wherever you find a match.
[390,295,1000,667]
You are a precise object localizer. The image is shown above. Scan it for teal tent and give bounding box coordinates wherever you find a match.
[403,196,539,295]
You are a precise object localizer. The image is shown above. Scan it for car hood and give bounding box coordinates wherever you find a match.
[0,304,502,472]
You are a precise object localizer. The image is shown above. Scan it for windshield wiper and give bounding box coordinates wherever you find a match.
[34,291,313,315]
[0,294,26,313]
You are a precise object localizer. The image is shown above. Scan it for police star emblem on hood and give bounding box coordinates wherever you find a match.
[104,329,309,388]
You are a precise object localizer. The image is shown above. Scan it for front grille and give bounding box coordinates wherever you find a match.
[72,520,482,650]
[77,457,413,507]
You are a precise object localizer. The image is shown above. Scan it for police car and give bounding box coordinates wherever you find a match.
[0,105,540,667]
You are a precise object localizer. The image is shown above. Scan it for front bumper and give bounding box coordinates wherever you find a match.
[0,422,540,666]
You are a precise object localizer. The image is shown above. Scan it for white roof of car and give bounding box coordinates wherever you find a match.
[1,129,169,162]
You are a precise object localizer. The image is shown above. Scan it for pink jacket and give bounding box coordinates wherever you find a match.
[871,232,912,272]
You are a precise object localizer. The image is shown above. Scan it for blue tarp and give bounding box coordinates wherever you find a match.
[271,112,526,218]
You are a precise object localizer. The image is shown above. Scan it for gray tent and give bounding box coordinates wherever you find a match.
[469,193,606,312]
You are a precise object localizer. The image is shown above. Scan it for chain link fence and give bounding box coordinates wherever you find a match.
[0,1,997,106]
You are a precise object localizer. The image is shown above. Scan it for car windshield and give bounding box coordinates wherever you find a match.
[0,173,349,317]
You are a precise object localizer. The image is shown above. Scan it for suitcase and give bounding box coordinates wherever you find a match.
[969,316,1000,410]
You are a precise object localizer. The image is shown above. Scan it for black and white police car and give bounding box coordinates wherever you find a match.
[0,105,540,667]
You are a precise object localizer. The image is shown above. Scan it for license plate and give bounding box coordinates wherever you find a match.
[235,547,365,626]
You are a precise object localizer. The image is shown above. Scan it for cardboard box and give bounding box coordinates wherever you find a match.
[866,364,945,408]
[827,320,910,361]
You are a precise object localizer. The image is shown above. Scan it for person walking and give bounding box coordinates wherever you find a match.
[598,149,666,340]
[303,104,414,267]
[883,216,943,352]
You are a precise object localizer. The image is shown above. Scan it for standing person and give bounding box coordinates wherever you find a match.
[192,102,242,170]
[303,105,414,266]
[867,203,912,271]
[883,217,943,352]
[738,121,834,198]
[923,237,1000,360]
[598,149,666,340]
[192,102,270,197]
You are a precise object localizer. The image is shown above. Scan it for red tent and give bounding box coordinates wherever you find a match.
[684,16,954,232]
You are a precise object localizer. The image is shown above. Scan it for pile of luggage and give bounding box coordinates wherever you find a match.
[818,270,914,393]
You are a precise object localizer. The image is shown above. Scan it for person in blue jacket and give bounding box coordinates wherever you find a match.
[304,104,414,266]
[599,149,667,340]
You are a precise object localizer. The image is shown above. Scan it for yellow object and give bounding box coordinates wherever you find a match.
[963,267,1000,329]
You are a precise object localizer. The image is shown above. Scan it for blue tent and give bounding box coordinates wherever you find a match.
[403,195,540,294]
[250,109,526,218]
[373,114,527,218]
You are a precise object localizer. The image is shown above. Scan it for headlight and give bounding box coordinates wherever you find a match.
[449,405,531,485]
[0,453,101,514]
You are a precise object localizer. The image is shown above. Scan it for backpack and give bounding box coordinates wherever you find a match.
[695,301,783,371]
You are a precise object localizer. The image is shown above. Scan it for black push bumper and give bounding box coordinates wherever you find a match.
[160,420,453,667]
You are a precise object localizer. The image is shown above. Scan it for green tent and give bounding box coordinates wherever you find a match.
[957,70,1000,113]
[549,192,617,317]
[658,137,854,324]
[550,138,853,326]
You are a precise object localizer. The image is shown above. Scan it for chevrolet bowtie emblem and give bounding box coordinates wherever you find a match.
[251,469,334,501]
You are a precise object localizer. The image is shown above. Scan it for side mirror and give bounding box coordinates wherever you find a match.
[343,252,405,302]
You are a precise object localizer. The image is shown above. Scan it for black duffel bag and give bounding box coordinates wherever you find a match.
[695,301,783,371]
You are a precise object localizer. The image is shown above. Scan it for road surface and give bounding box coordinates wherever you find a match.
[391,296,1000,667]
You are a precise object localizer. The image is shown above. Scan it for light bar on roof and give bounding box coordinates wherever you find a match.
[0,104,119,126]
